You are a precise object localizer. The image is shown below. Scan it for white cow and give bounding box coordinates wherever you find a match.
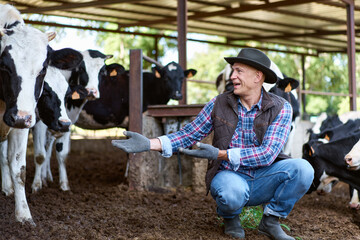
[32,50,112,192]
[0,4,55,225]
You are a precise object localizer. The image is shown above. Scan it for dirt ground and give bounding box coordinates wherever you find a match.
[1,148,360,240]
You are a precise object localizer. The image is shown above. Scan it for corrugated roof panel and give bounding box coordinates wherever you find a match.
[0,0,358,53]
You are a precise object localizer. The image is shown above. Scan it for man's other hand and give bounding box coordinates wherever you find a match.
[111,131,150,153]
[179,142,219,160]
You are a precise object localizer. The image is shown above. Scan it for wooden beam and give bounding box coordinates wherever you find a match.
[24,19,320,56]
[147,104,204,117]
[234,29,359,41]
[20,0,152,14]
[117,0,330,28]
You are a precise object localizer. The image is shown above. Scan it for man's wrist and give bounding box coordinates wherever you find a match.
[218,149,229,161]
[150,138,162,151]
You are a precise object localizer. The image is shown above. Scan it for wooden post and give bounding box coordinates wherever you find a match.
[177,0,187,105]
[128,49,143,190]
[301,54,307,116]
[345,1,357,110]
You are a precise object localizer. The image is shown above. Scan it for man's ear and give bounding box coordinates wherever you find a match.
[254,70,264,83]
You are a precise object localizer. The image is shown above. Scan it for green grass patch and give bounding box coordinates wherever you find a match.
[239,205,263,229]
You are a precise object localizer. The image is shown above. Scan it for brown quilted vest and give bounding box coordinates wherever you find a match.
[205,89,290,194]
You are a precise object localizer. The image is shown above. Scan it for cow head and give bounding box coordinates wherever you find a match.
[152,61,197,100]
[0,24,55,128]
[0,4,24,29]
[36,47,84,134]
[68,50,112,100]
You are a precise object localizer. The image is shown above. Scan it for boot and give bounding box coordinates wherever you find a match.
[223,216,245,239]
[258,214,295,240]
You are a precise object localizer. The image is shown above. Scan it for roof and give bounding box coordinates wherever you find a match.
[1,0,359,56]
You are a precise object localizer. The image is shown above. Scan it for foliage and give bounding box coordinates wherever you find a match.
[96,24,177,70]
[239,205,263,229]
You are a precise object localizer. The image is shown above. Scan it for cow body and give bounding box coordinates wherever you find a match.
[303,112,360,208]
[75,62,197,130]
[0,4,57,225]
[32,50,111,192]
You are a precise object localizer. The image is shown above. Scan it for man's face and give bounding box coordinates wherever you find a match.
[230,63,260,96]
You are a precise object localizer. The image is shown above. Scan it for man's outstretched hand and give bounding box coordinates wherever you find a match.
[179,142,219,160]
[111,131,150,153]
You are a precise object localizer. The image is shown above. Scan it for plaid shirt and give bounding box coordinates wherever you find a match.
[159,90,293,177]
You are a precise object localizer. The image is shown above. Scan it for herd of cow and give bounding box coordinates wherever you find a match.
[1,4,360,227]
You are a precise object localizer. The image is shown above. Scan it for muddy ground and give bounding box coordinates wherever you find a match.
[1,143,360,240]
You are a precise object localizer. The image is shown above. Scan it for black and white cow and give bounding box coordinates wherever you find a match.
[36,61,195,188]
[2,49,85,195]
[0,4,58,225]
[216,62,300,156]
[75,61,197,129]
[32,50,112,192]
[303,112,360,208]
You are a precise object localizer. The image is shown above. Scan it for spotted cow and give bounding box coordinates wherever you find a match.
[303,112,360,209]
[75,61,197,129]
[0,3,57,225]
[32,50,112,192]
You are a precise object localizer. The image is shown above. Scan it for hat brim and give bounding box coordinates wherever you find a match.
[224,57,278,84]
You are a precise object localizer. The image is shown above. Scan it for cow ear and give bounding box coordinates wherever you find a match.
[152,66,162,78]
[69,85,88,100]
[184,69,197,78]
[105,54,113,60]
[49,48,84,70]
[46,32,56,42]
[277,77,299,92]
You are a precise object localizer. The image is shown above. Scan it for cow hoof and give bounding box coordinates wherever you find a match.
[60,182,70,191]
[31,183,42,193]
[20,218,36,227]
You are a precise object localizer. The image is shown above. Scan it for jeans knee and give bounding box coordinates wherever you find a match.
[216,187,248,213]
[293,159,314,190]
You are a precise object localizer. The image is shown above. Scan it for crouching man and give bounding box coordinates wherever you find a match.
[112,48,314,240]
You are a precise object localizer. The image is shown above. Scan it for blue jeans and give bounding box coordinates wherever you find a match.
[210,159,314,219]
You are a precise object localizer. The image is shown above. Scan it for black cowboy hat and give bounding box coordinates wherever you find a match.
[224,48,277,84]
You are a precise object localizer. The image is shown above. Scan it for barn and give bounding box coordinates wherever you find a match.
[1,1,360,239]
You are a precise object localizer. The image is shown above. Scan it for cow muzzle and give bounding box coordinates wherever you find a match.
[58,120,71,133]
[345,155,360,171]
[4,111,33,128]
[48,120,71,137]
[86,88,99,100]
[172,91,183,100]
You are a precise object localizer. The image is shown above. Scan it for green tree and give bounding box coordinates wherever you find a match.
[96,24,177,70]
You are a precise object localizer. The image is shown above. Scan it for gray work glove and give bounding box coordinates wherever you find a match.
[179,142,219,160]
[111,131,150,153]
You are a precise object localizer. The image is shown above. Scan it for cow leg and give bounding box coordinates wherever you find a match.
[32,121,47,192]
[349,186,360,209]
[41,130,56,186]
[0,139,14,196]
[55,131,71,191]
[8,128,35,225]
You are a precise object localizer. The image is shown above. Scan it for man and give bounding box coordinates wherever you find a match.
[112,48,314,240]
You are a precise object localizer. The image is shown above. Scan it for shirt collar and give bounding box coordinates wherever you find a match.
[238,89,263,111]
